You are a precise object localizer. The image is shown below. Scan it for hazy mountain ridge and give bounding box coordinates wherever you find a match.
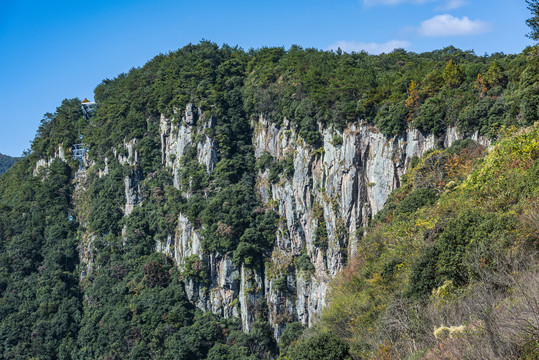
[0,153,18,175]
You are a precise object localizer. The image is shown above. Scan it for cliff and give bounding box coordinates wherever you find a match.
[94,103,489,337]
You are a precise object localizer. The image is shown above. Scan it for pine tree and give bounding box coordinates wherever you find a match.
[526,0,539,40]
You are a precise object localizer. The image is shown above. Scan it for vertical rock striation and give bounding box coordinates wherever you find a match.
[152,106,491,337]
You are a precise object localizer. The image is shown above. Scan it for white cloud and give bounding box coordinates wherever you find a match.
[327,40,411,54]
[363,0,433,6]
[418,14,490,37]
[435,0,466,11]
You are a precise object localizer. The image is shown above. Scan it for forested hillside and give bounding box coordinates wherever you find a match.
[0,40,538,359]
[0,154,18,175]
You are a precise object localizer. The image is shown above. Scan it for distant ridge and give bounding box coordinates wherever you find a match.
[0,153,18,175]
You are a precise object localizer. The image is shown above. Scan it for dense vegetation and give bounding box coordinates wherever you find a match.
[0,149,278,359]
[31,41,539,158]
[1,15,539,357]
[0,154,18,175]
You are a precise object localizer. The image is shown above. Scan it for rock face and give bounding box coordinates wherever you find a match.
[33,145,66,175]
[151,106,490,337]
[250,118,470,336]
[160,108,218,188]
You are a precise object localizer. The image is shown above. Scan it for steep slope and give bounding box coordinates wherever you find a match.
[284,127,539,359]
[0,153,18,175]
[1,42,539,359]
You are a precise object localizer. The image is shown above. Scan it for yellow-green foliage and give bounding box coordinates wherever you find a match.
[431,280,457,307]
[463,125,539,209]
[433,325,466,340]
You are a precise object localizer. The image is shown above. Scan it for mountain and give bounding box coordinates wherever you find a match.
[0,153,18,175]
[0,41,537,359]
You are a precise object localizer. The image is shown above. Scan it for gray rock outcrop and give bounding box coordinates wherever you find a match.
[153,108,489,337]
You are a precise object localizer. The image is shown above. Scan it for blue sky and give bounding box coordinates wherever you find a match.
[0,0,534,156]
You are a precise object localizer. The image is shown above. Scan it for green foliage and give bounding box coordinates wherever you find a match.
[31,98,82,158]
[410,155,420,169]
[243,45,539,141]
[268,153,295,184]
[373,184,439,225]
[312,203,328,249]
[182,255,208,283]
[278,322,304,356]
[273,277,289,293]
[331,133,343,147]
[295,253,315,273]
[88,162,125,236]
[394,187,438,215]
[232,210,279,267]
[442,59,464,88]
[310,124,539,359]
[137,135,161,176]
[375,101,407,137]
[437,210,483,285]
[314,220,328,249]
[288,332,350,360]
[0,154,18,175]
[28,42,539,164]
[0,77,279,357]
[5,40,539,360]
[445,138,478,155]
[256,151,274,172]
[415,96,446,134]
[380,257,403,282]
[526,0,539,40]
[406,245,441,298]
[0,159,81,359]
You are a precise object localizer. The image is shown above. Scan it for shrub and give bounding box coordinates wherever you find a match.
[410,155,420,169]
[273,277,288,293]
[295,253,315,273]
[395,187,438,216]
[256,151,274,172]
[437,210,484,286]
[406,245,441,298]
[375,101,407,137]
[182,254,208,283]
[415,96,446,135]
[268,154,294,183]
[380,258,402,282]
[446,139,478,156]
[143,260,171,287]
[137,136,161,176]
[278,322,304,355]
[288,332,350,360]
[314,218,328,249]
[299,116,322,148]
[332,134,343,147]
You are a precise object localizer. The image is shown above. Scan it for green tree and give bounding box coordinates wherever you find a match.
[485,60,505,88]
[288,333,350,360]
[526,0,539,40]
[442,59,464,88]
